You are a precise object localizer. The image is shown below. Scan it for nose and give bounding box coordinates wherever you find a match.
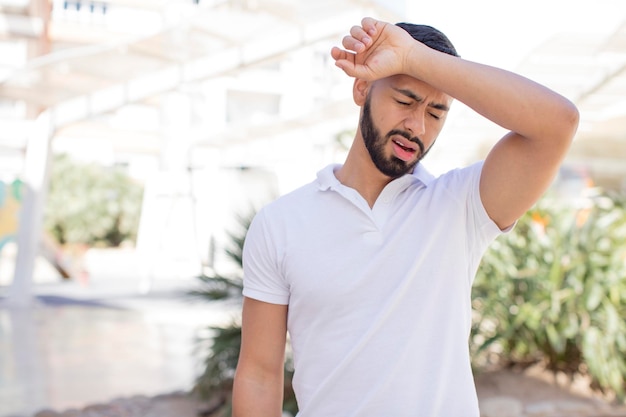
[404,110,426,137]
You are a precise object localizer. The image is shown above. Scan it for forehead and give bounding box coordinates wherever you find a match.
[375,74,452,106]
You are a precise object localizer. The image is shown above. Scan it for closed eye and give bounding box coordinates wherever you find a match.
[395,99,411,106]
[429,113,441,120]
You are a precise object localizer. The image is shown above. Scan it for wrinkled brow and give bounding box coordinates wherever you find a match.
[392,87,450,112]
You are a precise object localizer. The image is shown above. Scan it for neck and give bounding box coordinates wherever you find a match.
[335,139,394,208]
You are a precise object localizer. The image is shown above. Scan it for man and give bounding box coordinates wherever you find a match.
[232,17,579,416]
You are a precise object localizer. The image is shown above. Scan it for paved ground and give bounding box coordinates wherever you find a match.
[0,248,237,417]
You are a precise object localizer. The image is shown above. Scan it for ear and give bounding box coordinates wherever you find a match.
[352,78,370,106]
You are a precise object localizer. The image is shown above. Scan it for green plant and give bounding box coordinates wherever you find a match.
[189,212,297,416]
[471,190,626,399]
[44,154,144,247]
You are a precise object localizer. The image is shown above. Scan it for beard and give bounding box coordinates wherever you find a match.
[360,96,429,179]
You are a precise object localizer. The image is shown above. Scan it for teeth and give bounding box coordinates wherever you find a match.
[393,140,413,152]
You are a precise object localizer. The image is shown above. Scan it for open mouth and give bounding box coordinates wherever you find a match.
[391,139,417,162]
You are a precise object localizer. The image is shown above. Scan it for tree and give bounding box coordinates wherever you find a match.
[44,154,144,247]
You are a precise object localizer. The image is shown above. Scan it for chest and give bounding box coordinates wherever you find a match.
[281,192,469,318]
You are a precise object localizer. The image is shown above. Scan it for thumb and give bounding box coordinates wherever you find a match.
[334,59,357,77]
[331,47,360,78]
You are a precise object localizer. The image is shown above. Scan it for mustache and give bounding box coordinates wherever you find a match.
[386,129,425,156]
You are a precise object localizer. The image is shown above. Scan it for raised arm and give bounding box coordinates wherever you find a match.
[332,17,579,228]
[232,297,288,417]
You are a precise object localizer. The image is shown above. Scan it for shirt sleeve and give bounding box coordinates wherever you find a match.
[242,208,290,305]
[464,161,514,283]
[467,161,511,241]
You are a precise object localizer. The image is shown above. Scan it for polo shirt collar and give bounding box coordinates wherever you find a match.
[316,163,435,191]
[411,163,436,186]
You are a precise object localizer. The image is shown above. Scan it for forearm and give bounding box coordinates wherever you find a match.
[233,297,289,417]
[406,44,579,144]
[232,372,284,417]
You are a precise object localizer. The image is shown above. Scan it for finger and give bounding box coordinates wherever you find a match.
[349,25,372,47]
[330,47,357,75]
[330,46,349,61]
[330,47,355,65]
[361,17,378,36]
[342,35,367,53]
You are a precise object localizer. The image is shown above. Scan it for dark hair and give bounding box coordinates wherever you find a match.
[395,22,459,57]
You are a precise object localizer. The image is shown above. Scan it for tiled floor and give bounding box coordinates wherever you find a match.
[0,249,237,417]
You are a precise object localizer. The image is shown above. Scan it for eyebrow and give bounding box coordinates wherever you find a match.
[392,87,450,112]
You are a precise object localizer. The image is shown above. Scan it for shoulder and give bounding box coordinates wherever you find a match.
[258,164,339,219]
[263,181,317,213]
[428,162,483,194]
[252,180,320,233]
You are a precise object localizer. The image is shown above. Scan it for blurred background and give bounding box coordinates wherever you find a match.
[0,0,625,416]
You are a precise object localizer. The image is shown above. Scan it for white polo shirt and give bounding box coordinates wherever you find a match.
[243,162,504,417]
